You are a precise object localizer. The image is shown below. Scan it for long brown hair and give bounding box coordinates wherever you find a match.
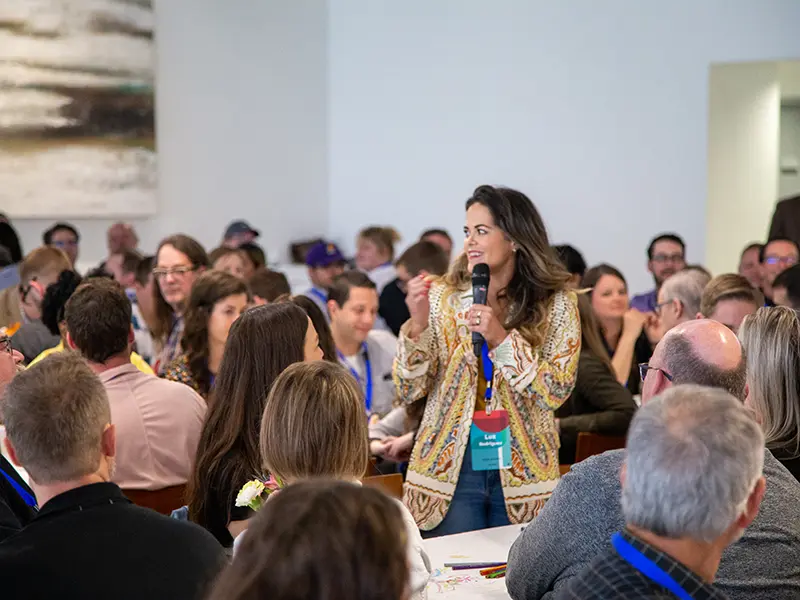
[207,481,408,600]
[187,303,309,543]
[151,234,210,342]
[445,185,571,347]
[576,293,613,373]
[182,271,250,397]
[291,294,337,362]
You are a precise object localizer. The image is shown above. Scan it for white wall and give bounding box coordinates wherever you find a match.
[13,0,329,271]
[328,0,800,292]
[706,63,780,276]
[779,105,800,199]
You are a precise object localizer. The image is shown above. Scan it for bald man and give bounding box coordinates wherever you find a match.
[507,320,800,600]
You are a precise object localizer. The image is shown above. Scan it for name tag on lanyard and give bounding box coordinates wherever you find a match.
[471,342,511,471]
[338,344,373,414]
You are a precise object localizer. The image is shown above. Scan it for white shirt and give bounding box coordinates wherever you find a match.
[338,329,398,417]
[366,263,397,294]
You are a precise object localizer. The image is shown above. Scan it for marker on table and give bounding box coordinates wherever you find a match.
[445,561,507,571]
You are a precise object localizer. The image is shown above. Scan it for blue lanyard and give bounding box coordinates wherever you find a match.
[612,533,694,600]
[481,342,493,401]
[0,465,37,508]
[309,287,327,305]
[338,344,373,413]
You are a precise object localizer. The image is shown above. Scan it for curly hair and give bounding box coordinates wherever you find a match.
[181,271,249,397]
[41,270,83,337]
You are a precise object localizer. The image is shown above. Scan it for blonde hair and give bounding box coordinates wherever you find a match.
[19,246,72,284]
[700,273,763,317]
[739,306,800,459]
[259,361,369,481]
[358,226,401,260]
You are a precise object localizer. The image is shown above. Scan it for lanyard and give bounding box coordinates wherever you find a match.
[612,533,694,600]
[0,465,37,508]
[338,343,373,413]
[309,287,327,305]
[481,342,494,412]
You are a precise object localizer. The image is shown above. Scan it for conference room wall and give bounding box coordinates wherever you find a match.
[328,0,800,293]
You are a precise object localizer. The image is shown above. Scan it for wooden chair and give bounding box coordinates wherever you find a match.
[574,433,626,464]
[363,473,404,500]
[559,464,572,476]
[122,484,187,515]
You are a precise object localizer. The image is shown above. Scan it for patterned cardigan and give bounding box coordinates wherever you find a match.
[393,283,580,531]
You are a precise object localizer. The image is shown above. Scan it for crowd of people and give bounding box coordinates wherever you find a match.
[0,184,799,599]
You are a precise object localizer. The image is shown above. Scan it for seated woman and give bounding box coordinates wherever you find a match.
[28,272,153,374]
[555,294,637,464]
[581,264,658,395]
[739,307,800,481]
[254,361,431,598]
[292,295,337,362]
[164,271,250,399]
[697,273,762,335]
[209,247,249,280]
[187,303,324,547]
[208,481,410,600]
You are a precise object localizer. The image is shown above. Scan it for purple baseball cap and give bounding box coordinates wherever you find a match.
[306,242,346,267]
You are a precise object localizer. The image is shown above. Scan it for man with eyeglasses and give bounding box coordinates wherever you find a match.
[630,234,686,314]
[507,319,800,600]
[759,238,799,306]
[42,223,80,269]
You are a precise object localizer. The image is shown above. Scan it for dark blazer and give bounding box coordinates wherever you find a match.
[769,195,800,247]
[556,350,637,464]
[0,482,226,600]
[0,454,37,542]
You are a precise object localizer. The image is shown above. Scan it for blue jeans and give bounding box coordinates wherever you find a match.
[422,443,510,538]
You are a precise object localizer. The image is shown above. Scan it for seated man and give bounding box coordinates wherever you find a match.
[555,385,765,599]
[63,279,206,491]
[771,264,800,310]
[655,268,710,335]
[506,320,800,600]
[0,354,225,599]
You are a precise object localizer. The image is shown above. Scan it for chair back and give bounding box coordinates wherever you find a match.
[575,432,626,463]
[362,473,404,500]
[123,484,187,515]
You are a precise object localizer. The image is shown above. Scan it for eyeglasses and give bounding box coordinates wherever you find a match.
[639,363,673,382]
[152,266,196,279]
[654,300,672,315]
[651,254,684,264]
[764,256,798,267]
[0,335,11,354]
[52,240,78,248]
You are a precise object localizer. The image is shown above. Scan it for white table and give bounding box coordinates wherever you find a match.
[423,524,521,598]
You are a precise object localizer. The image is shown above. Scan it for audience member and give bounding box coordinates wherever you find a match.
[555,386,765,599]
[698,274,762,334]
[329,271,397,417]
[151,234,209,374]
[301,241,347,319]
[740,307,800,481]
[42,222,80,268]
[104,249,143,288]
[556,294,636,464]
[19,270,80,365]
[104,250,153,363]
[209,246,248,279]
[553,244,587,289]
[238,242,265,280]
[250,268,291,304]
[355,226,401,293]
[420,227,454,259]
[768,193,800,249]
[188,303,323,547]
[292,295,337,361]
[63,279,206,491]
[95,223,139,274]
[257,361,431,597]
[582,264,656,394]
[630,233,686,313]
[771,264,800,309]
[506,319,800,600]
[164,271,249,399]
[0,354,225,599]
[656,268,710,334]
[0,246,71,332]
[0,215,23,264]
[738,242,763,289]
[222,220,259,249]
[131,255,156,364]
[380,240,449,335]
[209,481,410,600]
[760,238,799,305]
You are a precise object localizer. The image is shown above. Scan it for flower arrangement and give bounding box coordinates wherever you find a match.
[235,474,284,511]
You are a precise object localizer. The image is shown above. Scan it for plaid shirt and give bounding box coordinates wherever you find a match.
[554,530,729,599]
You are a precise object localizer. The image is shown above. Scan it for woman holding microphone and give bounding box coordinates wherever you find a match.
[394,185,580,537]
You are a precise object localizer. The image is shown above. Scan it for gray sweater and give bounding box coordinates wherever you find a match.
[506,448,800,600]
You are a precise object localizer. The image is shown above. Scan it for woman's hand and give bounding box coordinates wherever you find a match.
[370,438,393,457]
[406,273,432,338]
[383,432,415,462]
[643,312,663,345]
[621,309,647,340]
[468,304,508,349]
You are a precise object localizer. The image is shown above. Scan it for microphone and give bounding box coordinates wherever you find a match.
[471,263,490,357]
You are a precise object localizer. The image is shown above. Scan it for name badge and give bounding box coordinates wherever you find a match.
[470,409,511,471]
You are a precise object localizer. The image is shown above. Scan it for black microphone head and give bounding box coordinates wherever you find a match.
[471,263,490,286]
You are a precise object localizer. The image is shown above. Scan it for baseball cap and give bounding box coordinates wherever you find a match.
[305,242,346,267]
[224,220,260,240]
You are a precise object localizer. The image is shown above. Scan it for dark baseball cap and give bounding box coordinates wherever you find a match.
[224,220,260,240]
[306,242,346,267]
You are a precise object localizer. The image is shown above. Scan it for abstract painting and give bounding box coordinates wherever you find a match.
[0,0,156,217]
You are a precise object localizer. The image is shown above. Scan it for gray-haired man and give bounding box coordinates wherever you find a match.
[506,319,800,600]
[656,269,711,335]
[555,386,765,599]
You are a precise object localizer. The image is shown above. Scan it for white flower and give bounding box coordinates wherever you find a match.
[235,480,265,507]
